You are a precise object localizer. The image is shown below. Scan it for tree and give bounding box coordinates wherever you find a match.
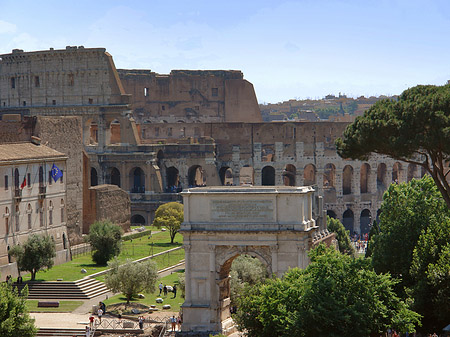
[336,83,450,208]
[0,281,37,337]
[105,258,158,304]
[86,221,123,265]
[326,216,355,256]
[234,245,421,337]
[229,255,268,307]
[9,234,56,281]
[369,176,449,291]
[153,202,183,244]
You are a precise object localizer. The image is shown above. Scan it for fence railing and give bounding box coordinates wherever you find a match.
[71,242,92,259]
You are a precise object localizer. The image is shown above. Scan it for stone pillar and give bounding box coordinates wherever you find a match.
[209,245,217,309]
[253,143,262,163]
[296,169,304,187]
[275,142,283,162]
[184,244,192,304]
[145,161,152,193]
[369,163,377,195]
[97,114,106,149]
[254,169,262,186]
[295,142,304,161]
[335,168,343,197]
[353,167,361,197]
[232,146,240,186]
[271,245,278,277]
[120,161,128,192]
[276,167,284,186]
[316,168,324,196]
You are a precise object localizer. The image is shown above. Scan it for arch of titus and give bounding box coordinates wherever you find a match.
[180,186,332,335]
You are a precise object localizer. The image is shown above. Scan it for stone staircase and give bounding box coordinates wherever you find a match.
[14,277,109,299]
[36,328,87,337]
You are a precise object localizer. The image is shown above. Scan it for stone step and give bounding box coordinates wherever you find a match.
[37,328,86,337]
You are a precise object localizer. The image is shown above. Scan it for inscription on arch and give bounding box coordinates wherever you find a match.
[211,199,273,222]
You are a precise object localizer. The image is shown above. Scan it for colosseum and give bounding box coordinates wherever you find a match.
[0,46,422,241]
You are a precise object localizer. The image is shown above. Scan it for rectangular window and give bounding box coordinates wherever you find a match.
[52,100,56,105]
[212,88,218,97]
[4,175,8,190]
[60,170,63,184]
[88,98,93,104]
[61,207,64,223]
[35,76,40,87]
[39,209,43,227]
[155,127,159,137]
[28,213,31,229]
[49,209,53,225]
[23,101,26,106]
[48,171,52,185]
[5,217,9,235]
[144,87,149,97]
[27,173,31,187]
[11,77,15,89]
[168,127,172,137]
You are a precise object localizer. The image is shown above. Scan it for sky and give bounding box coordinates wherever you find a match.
[1,0,450,103]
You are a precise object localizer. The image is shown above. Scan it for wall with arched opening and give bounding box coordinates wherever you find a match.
[360,209,372,235]
[283,164,296,186]
[303,164,316,186]
[342,165,353,195]
[343,209,354,234]
[90,167,98,186]
[360,163,370,193]
[188,165,204,187]
[131,214,146,226]
[239,166,254,185]
[261,166,275,186]
[377,163,387,191]
[219,167,233,186]
[130,167,145,193]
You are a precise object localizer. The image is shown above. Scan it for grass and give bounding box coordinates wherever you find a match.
[103,269,185,313]
[21,230,183,282]
[26,300,84,312]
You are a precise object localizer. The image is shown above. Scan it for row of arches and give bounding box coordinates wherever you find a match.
[327,208,381,235]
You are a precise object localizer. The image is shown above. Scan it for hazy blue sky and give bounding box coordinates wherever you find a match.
[1,0,450,103]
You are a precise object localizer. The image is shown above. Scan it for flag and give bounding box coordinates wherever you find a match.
[20,176,26,189]
[51,164,63,182]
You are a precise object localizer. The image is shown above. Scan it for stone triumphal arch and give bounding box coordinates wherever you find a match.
[180,186,327,335]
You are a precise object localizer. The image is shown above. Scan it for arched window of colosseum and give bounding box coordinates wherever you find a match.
[342,165,353,195]
[219,167,233,186]
[131,167,145,193]
[407,164,417,182]
[262,166,275,186]
[110,119,121,144]
[283,164,296,186]
[167,166,181,192]
[239,166,254,186]
[360,209,372,235]
[327,210,337,219]
[89,122,98,144]
[303,164,316,186]
[261,145,275,162]
[360,163,370,194]
[323,163,336,189]
[392,162,402,182]
[377,163,387,191]
[343,209,354,234]
[131,214,146,226]
[91,168,98,187]
[109,167,121,187]
[188,165,204,187]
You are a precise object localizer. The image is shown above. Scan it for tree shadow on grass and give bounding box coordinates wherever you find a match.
[145,242,181,248]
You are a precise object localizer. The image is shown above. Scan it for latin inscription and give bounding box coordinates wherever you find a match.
[211,199,274,222]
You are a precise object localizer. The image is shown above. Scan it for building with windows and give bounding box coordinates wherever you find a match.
[0,140,69,280]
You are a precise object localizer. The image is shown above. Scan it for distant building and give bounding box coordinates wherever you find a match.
[0,141,69,280]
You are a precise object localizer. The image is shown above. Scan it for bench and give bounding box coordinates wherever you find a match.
[37,301,60,308]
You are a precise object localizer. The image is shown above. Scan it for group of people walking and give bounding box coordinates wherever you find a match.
[159,282,178,297]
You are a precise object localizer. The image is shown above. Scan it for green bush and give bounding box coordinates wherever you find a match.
[86,221,123,265]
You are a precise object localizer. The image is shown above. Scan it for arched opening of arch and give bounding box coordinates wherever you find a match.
[239,166,254,186]
[89,121,98,144]
[327,210,337,219]
[108,167,121,187]
[166,166,181,192]
[377,163,387,191]
[283,164,296,186]
[261,166,275,186]
[131,167,145,193]
[360,209,372,235]
[360,163,370,194]
[131,214,146,226]
[110,119,121,144]
[303,164,316,186]
[343,165,353,195]
[219,167,233,186]
[343,209,354,234]
[91,167,98,186]
[392,162,402,182]
[323,163,336,188]
[188,165,204,187]
[407,164,417,182]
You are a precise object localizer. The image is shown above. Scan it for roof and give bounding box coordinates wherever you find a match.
[0,142,66,163]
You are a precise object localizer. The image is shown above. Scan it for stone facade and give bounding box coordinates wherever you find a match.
[0,142,70,281]
[180,186,321,335]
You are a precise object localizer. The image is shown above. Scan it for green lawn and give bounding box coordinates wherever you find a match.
[26,300,84,312]
[22,230,183,282]
[104,270,185,313]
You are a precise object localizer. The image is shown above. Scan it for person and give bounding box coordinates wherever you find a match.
[85,325,90,337]
[172,284,177,298]
[89,315,94,329]
[163,285,168,296]
[171,315,177,331]
[97,307,103,323]
[159,282,163,295]
[138,316,144,329]
[177,316,182,330]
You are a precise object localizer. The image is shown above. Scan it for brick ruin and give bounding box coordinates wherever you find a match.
[0,46,419,242]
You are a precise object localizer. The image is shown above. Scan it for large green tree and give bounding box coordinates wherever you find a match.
[9,234,56,281]
[86,220,123,265]
[326,216,355,256]
[105,258,158,304]
[336,83,450,208]
[369,176,449,291]
[234,245,421,337]
[0,282,37,337]
[153,202,183,244]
